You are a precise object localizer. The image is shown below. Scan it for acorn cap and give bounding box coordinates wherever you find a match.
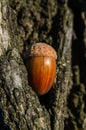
[28,43,57,59]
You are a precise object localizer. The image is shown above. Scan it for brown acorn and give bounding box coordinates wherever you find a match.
[26,43,57,95]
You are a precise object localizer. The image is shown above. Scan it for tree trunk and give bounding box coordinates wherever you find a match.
[0,0,86,130]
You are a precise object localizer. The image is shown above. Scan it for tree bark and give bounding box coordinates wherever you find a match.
[0,0,85,130]
[65,1,86,130]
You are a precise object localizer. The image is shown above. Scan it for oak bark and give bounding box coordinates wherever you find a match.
[0,0,86,130]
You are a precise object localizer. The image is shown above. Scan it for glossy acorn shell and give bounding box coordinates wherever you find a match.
[26,56,56,95]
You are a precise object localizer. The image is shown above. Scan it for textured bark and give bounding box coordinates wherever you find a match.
[1,0,85,130]
[0,1,50,130]
[48,4,73,130]
[65,1,86,130]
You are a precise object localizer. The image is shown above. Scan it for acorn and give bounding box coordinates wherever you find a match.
[26,43,57,95]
